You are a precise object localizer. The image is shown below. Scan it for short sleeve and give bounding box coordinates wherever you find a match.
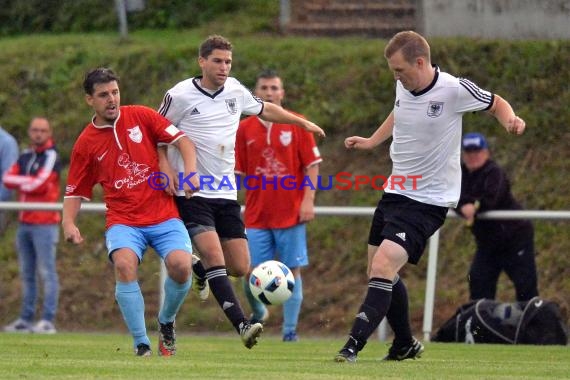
[457,78,494,113]
[238,81,263,116]
[158,91,187,126]
[65,139,95,200]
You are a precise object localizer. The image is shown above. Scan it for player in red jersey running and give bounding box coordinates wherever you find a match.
[62,68,199,357]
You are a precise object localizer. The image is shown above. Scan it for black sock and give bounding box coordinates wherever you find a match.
[345,277,393,350]
[206,266,247,332]
[386,276,413,346]
[192,259,206,280]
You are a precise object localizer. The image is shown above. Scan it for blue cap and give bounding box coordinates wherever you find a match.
[462,132,488,150]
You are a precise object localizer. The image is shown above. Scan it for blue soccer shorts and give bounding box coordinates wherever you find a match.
[246,224,309,270]
[105,218,192,263]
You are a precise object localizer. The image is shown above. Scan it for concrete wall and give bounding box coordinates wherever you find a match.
[421,0,570,39]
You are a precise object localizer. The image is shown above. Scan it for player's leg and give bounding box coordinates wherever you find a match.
[215,200,263,347]
[182,197,263,348]
[106,224,150,355]
[242,228,273,324]
[335,240,407,363]
[30,224,59,333]
[385,274,412,346]
[148,218,192,356]
[335,194,446,363]
[275,224,308,341]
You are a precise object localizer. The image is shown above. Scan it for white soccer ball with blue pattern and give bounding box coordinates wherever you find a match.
[249,260,295,305]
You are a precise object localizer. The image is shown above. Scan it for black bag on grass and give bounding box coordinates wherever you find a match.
[432,297,568,345]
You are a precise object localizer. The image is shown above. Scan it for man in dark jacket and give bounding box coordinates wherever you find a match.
[456,132,538,302]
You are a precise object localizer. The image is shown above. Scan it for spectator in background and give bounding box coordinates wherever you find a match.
[456,132,538,302]
[0,125,19,235]
[236,70,322,342]
[2,117,61,334]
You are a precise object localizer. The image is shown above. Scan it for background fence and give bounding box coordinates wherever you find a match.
[1,202,569,340]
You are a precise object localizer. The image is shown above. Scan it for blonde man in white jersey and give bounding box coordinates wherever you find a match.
[334,31,525,363]
[158,35,324,349]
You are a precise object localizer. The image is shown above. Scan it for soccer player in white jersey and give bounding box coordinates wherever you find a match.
[157,35,325,349]
[334,31,526,363]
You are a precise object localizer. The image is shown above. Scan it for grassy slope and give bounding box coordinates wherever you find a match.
[0,3,568,337]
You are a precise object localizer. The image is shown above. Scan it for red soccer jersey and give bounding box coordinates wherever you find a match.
[236,114,322,229]
[65,105,184,228]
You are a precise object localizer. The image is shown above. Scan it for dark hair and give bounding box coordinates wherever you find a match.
[256,69,280,82]
[83,68,120,95]
[199,35,232,59]
[384,30,431,64]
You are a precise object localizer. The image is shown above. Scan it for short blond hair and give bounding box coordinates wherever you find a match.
[384,31,430,64]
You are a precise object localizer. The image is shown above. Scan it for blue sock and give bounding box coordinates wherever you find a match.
[242,277,267,321]
[115,281,149,348]
[283,276,303,335]
[159,276,191,324]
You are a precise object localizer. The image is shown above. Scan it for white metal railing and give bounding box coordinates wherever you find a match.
[2,201,569,341]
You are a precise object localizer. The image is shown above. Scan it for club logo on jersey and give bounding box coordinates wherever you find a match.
[127,125,143,143]
[225,98,238,115]
[395,99,400,107]
[427,101,444,118]
[279,131,292,146]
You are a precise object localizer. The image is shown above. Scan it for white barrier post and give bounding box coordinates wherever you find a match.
[422,229,440,342]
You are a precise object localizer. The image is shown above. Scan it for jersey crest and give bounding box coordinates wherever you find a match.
[127,125,143,143]
[279,131,292,146]
[427,101,444,118]
[225,98,238,115]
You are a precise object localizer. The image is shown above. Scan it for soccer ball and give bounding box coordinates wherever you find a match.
[249,260,295,305]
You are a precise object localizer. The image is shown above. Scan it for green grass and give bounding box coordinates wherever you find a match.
[0,333,567,379]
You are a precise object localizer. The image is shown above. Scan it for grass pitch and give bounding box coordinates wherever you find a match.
[0,332,568,379]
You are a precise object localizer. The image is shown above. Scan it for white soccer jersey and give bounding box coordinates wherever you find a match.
[159,76,263,199]
[386,68,494,207]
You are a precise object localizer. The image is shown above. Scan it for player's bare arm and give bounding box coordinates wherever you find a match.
[260,102,326,137]
[62,197,84,244]
[172,135,199,197]
[299,164,319,223]
[345,112,395,150]
[157,146,178,196]
[487,95,526,135]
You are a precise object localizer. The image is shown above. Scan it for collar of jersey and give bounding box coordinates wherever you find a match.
[90,110,120,129]
[409,65,439,97]
[193,76,225,99]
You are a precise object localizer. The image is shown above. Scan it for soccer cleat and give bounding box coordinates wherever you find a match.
[239,321,263,349]
[249,308,269,325]
[158,320,176,356]
[334,347,357,363]
[282,331,299,342]
[135,343,152,357]
[31,320,57,334]
[192,255,209,301]
[334,336,360,363]
[3,318,32,333]
[383,337,424,361]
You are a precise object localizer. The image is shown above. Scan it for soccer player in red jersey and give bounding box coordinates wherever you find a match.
[62,68,198,357]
